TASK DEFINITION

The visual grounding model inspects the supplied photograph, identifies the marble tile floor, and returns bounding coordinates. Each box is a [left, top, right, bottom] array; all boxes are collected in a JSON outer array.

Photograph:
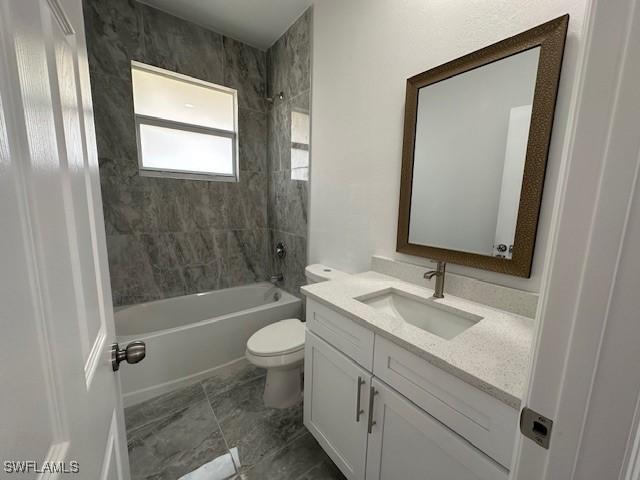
[[125, 359, 345, 480]]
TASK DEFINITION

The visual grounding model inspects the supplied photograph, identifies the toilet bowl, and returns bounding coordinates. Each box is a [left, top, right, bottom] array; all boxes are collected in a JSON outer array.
[[245, 264, 349, 408]]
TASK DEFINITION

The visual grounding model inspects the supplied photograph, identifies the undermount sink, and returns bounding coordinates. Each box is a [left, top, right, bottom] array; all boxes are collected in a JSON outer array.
[[357, 289, 482, 340]]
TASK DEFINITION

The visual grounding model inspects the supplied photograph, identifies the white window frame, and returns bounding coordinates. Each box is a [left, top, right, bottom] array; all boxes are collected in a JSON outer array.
[[131, 61, 239, 182], [290, 108, 310, 181]]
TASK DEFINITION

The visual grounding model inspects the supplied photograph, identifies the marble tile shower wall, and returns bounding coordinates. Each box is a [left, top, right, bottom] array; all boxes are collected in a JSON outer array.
[[267, 9, 312, 297], [84, 0, 271, 306]]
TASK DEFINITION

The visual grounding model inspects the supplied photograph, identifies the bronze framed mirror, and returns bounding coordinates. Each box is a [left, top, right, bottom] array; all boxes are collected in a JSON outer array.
[[397, 15, 569, 277]]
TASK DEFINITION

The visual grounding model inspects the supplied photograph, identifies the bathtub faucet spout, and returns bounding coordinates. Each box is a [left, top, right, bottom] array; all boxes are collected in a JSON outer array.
[[270, 273, 284, 285]]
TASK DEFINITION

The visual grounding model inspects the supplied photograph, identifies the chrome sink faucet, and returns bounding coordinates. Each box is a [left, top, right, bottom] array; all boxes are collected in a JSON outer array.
[[424, 261, 446, 299]]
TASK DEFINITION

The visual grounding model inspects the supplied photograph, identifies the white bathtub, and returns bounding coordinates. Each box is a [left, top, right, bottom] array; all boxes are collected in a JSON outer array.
[[115, 282, 302, 406]]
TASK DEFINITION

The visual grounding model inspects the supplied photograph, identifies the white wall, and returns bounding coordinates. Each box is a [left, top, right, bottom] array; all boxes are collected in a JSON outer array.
[[309, 0, 588, 292]]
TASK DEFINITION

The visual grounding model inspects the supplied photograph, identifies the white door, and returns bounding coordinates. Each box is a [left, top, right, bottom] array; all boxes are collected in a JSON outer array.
[[365, 378, 508, 480], [304, 331, 370, 480], [0, 0, 131, 478]]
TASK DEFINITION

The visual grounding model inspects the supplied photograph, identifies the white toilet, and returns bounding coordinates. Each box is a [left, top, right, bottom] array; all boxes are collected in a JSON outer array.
[[246, 264, 349, 408]]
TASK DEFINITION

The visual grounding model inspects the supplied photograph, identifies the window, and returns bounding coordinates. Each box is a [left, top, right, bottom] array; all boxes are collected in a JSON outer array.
[[290, 109, 310, 181], [131, 61, 238, 181]]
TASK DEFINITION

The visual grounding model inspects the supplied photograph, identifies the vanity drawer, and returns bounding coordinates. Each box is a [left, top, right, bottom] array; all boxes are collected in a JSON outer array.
[[373, 336, 518, 468], [306, 298, 374, 371]]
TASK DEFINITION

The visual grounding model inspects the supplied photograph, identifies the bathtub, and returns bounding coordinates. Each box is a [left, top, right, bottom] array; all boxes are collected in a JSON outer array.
[[115, 282, 302, 406]]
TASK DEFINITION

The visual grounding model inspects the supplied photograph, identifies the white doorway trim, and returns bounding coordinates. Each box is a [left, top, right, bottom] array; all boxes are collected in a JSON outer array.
[[510, 0, 640, 477]]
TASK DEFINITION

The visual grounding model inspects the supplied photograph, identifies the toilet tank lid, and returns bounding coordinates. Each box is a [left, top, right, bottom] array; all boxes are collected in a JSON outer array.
[[305, 264, 349, 283]]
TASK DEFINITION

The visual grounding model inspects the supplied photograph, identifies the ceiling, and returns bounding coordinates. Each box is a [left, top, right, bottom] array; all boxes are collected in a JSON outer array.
[[138, 0, 313, 50]]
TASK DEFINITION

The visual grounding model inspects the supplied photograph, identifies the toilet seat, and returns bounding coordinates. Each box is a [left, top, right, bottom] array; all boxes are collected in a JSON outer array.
[[246, 318, 305, 357]]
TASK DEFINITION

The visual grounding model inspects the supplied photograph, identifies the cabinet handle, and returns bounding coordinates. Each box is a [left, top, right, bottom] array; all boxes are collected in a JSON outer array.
[[355, 377, 365, 422], [367, 386, 378, 433]]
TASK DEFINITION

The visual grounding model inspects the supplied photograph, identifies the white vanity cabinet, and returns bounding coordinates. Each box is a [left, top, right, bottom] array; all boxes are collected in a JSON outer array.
[[304, 331, 371, 479], [365, 379, 508, 480], [304, 298, 515, 480]]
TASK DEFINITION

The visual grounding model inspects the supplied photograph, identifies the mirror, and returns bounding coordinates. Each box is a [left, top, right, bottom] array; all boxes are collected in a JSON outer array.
[[410, 47, 540, 259], [397, 16, 569, 277]]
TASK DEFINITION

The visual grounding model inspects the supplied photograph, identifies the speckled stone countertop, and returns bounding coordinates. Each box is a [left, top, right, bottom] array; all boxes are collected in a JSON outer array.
[[300, 271, 534, 408]]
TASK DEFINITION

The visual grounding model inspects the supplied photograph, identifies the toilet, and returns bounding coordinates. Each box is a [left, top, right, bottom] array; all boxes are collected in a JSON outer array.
[[246, 264, 349, 408]]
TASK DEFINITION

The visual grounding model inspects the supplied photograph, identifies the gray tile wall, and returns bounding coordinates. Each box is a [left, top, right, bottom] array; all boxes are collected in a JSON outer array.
[[84, 0, 270, 306], [84, 0, 311, 306], [267, 9, 312, 297]]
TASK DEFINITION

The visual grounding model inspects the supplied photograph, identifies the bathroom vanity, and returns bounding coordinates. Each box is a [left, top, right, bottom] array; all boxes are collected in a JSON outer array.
[[301, 272, 533, 480], [299, 17, 564, 479]]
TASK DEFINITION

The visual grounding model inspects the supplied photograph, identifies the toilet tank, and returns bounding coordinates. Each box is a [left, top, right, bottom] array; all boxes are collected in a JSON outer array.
[[305, 264, 349, 284]]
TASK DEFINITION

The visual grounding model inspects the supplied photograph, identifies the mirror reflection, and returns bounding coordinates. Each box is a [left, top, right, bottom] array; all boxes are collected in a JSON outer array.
[[408, 47, 540, 259]]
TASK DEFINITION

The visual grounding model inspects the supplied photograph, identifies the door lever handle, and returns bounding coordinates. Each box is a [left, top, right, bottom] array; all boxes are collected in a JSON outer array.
[[111, 341, 146, 371]]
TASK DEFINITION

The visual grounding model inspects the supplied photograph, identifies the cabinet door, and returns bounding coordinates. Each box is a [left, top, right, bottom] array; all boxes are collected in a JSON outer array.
[[366, 379, 509, 480], [304, 331, 370, 480]]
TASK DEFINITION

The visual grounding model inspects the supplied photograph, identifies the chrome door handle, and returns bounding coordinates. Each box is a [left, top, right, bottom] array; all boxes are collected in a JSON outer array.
[[111, 341, 146, 371], [356, 377, 365, 422], [367, 386, 378, 433]]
